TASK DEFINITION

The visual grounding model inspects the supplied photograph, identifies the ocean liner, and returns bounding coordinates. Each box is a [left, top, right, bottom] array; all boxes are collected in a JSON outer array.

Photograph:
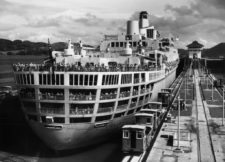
[[12, 11, 179, 150]]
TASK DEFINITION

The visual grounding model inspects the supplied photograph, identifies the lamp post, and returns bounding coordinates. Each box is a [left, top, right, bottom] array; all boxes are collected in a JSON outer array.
[[211, 79, 214, 101], [184, 74, 187, 110], [223, 86, 224, 126], [177, 96, 181, 150]]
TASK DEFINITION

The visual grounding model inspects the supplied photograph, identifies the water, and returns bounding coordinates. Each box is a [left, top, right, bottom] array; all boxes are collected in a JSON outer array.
[[0, 96, 123, 162]]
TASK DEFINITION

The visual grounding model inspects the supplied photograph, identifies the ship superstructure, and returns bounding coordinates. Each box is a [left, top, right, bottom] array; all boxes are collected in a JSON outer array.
[[12, 11, 179, 150]]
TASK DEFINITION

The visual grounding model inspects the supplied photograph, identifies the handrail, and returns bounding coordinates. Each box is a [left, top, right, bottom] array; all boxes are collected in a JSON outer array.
[[70, 94, 96, 101], [97, 107, 113, 113]]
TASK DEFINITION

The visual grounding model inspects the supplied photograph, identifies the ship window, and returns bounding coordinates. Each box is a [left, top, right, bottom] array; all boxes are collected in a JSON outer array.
[[89, 75, 93, 85], [74, 74, 78, 85], [31, 74, 34, 84], [60, 74, 64, 85], [147, 29, 154, 38], [19, 74, 23, 84], [23, 74, 26, 84], [129, 41, 132, 47], [69, 74, 73, 85], [47, 74, 51, 85], [147, 118, 151, 124], [43, 74, 47, 85], [141, 73, 145, 82], [84, 75, 88, 85], [102, 75, 105, 85], [17, 74, 21, 84], [111, 42, 115, 47], [116, 42, 119, 47], [41, 116, 46, 123], [127, 109, 134, 115], [52, 74, 56, 85], [21, 74, 24, 84], [102, 75, 118, 85], [121, 74, 132, 84], [95, 115, 111, 122], [70, 103, 94, 114], [136, 107, 142, 112], [70, 117, 91, 123], [137, 131, 143, 139], [114, 112, 125, 118], [54, 117, 65, 123], [56, 74, 59, 85], [123, 130, 129, 138], [120, 42, 123, 47], [27, 115, 37, 121], [39, 74, 42, 85], [80, 75, 83, 85], [15, 75, 19, 84], [106, 75, 109, 85], [142, 41, 147, 47], [27, 74, 30, 84], [134, 73, 139, 84], [150, 83, 154, 91]]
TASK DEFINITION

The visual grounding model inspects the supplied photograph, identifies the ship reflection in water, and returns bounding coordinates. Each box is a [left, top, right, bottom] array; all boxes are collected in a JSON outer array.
[[0, 96, 123, 162]]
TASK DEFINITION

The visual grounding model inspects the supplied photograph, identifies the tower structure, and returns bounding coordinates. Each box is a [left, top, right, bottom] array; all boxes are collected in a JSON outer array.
[[187, 41, 204, 59]]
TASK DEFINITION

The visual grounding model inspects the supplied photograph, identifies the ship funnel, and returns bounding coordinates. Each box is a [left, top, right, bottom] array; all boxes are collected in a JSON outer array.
[[139, 11, 149, 28], [127, 20, 139, 35]]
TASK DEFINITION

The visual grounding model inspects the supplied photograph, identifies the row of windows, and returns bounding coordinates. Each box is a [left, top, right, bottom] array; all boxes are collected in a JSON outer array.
[[15, 74, 34, 85], [18, 72, 157, 86], [26, 106, 143, 123], [111, 41, 147, 48], [39, 74, 64, 85], [102, 75, 119, 85], [69, 74, 98, 86], [23, 91, 148, 116]]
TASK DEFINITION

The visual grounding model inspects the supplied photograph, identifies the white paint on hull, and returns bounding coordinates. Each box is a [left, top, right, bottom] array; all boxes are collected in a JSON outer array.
[[27, 69, 177, 150]]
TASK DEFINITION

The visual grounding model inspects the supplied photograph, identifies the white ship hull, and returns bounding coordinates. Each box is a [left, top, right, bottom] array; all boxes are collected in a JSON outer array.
[[26, 68, 176, 150]]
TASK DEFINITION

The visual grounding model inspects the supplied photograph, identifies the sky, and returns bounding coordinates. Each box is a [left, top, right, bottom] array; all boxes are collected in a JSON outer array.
[[0, 0, 225, 48]]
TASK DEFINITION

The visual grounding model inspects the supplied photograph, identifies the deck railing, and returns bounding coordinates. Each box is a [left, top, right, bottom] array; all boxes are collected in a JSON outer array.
[[69, 95, 96, 101], [12, 64, 163, 73], [70, 108, 94, 115], [40, 107, 64, 114], [132, 91, 139, 96], [117, 104, 128, 110], [130, 103, 136, 108], [39, 94, 64, 100], [100, 94, 117, 100], [119, 91, 130, 98], [20, 93, 35, 99], [97, 107, 114, 113]]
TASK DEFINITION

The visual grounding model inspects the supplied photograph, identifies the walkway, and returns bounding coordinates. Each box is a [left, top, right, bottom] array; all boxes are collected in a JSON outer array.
[[194, 69, 215, 162]]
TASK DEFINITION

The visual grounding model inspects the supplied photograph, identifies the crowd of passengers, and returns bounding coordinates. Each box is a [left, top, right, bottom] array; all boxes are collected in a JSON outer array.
[[39, 92, 64, 100], [69, 92, 95, 100], [70, 107, 93, 115], [12, 62, 174, 72]]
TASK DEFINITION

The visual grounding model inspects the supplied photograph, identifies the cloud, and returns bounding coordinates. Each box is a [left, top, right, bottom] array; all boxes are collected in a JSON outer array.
[[149, 0, 225, 47], [0, 0, 224, 48]]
